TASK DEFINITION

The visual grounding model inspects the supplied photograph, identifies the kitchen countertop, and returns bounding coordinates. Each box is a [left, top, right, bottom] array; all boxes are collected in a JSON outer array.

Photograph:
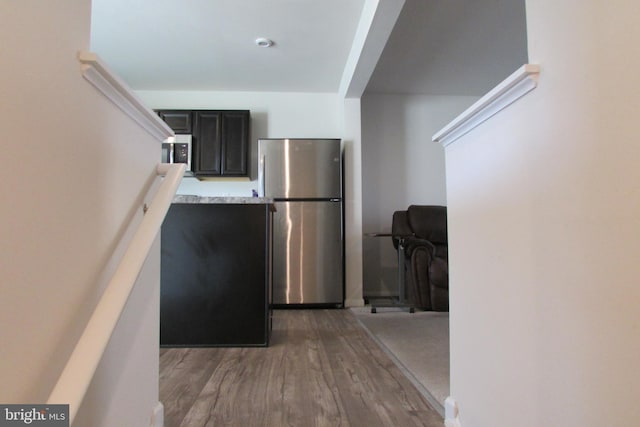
[[173, 195, 274, 204]]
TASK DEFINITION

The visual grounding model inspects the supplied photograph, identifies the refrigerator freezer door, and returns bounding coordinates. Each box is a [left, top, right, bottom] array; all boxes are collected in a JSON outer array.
[[259, 139, 341, 199], [272, 201, 343, 305]]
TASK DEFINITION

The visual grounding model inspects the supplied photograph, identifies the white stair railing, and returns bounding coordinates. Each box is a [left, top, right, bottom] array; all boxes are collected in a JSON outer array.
[[47, 163, 185, 424]]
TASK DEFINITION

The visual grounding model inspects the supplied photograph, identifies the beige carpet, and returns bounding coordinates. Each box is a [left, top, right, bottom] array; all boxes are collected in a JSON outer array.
[[351, 307, 450, 416]]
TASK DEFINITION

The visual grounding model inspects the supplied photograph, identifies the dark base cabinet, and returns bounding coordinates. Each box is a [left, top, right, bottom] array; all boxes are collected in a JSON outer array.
[[161, 203, 272, 347]]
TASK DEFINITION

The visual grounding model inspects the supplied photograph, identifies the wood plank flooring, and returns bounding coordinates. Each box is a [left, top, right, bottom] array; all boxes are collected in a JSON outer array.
[[160, 309, 443, 427]]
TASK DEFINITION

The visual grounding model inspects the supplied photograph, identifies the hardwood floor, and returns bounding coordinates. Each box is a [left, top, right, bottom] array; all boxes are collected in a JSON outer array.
[[160, 309, 443, 427]]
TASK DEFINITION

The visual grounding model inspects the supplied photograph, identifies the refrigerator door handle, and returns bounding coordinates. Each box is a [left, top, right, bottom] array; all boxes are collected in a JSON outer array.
[[258, 155, 265, 197]]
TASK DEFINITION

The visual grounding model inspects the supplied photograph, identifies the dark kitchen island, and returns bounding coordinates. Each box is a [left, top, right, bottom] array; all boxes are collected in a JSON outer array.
[[160, 196, 273, 347]]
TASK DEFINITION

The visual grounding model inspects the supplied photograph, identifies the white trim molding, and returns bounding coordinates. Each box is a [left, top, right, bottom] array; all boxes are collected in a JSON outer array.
[[444, 396, 462, 427], [433, 64, 540, 147], [345, 297, 366, 308], [77, 51, 173, 141], [150, 401, 164, 427]]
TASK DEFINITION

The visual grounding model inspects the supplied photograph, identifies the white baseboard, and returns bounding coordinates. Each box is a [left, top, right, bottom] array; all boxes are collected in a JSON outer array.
[[344, 298, 365, 307], [150, 402, 164, 427], [444, 396, 462, 427]]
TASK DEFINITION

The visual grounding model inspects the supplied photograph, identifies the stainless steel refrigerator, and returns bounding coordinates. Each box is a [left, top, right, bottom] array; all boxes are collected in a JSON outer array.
[[258, 138, 343, 306]]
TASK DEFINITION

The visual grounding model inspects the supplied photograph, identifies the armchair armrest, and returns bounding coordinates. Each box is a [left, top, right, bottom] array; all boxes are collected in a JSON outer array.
[[390, 233, 414, 250], [403, 237, 436, 258]]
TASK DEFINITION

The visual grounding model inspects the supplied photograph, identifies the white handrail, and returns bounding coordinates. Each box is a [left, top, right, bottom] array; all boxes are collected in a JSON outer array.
[[47, 163, 185, 424]]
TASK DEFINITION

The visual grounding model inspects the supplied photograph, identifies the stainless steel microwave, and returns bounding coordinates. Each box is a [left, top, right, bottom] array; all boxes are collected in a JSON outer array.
[[162, 134, 192, 171]]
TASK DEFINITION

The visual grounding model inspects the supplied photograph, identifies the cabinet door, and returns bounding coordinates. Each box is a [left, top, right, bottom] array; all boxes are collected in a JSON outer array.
[[194, 111, 221, 175], [158, 110, 192, 134], [221, 111, 249, 176], [161, 203, 270, 346]]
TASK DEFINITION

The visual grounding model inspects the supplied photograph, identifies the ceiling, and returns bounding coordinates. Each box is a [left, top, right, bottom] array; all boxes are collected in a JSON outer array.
[[90, 0, 527, 96], [366, 0, 528, 96], [90, 0, 366, 92]]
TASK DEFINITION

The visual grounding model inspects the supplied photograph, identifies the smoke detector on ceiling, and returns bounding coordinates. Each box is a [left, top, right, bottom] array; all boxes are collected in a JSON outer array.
[[255, 38, 274, 48]]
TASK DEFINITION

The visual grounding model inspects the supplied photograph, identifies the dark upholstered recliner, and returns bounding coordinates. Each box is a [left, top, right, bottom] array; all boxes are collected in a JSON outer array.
[[392, 205, 448, 311]]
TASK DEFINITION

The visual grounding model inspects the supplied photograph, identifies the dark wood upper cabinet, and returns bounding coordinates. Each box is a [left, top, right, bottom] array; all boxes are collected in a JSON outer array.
[[194, 111, 222, 175], [157, 109, 250, 177], [220, 111, 249, 176], [158, 110, 192, 134]]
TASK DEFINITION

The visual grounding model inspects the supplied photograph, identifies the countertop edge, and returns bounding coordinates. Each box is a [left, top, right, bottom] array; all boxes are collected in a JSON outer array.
[[172, 195, 274, 204]]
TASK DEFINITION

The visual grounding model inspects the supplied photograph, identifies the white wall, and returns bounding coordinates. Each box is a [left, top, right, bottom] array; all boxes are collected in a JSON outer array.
[[361, 94, 476, 296], [0, 1, 162, 425], [136, 90, 343, 197], [342, 98, 365, 307], [74, 238, 161, 427], [446, 0, 640, 425]]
